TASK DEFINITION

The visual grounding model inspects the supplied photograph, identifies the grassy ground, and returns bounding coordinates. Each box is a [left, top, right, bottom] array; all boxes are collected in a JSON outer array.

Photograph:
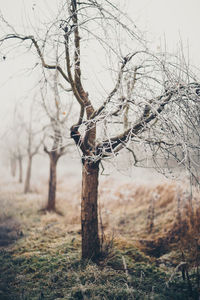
[[0, 176, 200, 299]]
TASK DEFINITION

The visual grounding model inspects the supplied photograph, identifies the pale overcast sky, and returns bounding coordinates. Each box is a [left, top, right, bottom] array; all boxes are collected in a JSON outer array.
[[0, 0, 200, 134]]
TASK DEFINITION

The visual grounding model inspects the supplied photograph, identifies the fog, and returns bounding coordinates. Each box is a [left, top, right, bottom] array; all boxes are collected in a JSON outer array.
[[0, 0, 199, 182], [1, 0, 200, 134]]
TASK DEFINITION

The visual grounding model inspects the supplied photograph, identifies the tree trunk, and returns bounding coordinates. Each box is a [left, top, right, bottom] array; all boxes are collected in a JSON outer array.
[[46, 155, 58, 211], [18, 157, 23, 183], [11, 157, 16, 177], [24, 156, 32, 193], [81, 160, 100, 261]]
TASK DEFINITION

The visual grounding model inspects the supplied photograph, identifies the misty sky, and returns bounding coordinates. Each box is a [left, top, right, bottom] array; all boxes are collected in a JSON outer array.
[[0, 0, 200, 135]]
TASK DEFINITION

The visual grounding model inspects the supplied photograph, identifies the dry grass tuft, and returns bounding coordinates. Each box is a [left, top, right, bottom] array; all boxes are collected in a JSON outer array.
[[98, 179, 200, 260], [1, 173, 199, 263], [0, 172, 200, 299]]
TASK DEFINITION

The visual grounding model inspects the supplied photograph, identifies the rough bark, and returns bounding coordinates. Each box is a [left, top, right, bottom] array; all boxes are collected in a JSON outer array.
[[81, 159, 100, 260], [24, 156, 32, 193], [46, 154, 58, 211]]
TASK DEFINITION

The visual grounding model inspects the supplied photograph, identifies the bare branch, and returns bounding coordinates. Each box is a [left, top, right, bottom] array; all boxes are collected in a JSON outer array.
[[0, 34, 70, 83], [91, 54, 136, 119], [97, 92, 173, 155]]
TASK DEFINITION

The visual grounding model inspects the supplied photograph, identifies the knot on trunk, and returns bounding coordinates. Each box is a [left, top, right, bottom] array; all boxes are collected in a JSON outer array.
[[82, 156, 100, 169], [70, 125, 81, 145]]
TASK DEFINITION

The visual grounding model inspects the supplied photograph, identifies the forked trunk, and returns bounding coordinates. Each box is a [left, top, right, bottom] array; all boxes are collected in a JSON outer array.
[[47, 155, 57, 211], [81, 160, 100, 261], [24, 156, 32, 193]]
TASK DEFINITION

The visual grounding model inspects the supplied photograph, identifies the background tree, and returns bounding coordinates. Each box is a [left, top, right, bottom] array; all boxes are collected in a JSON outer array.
[[8, 149, 17, 178], [23, 101, 43, 194], [7, 110, 26, 184], [41, 67, 73, 212]]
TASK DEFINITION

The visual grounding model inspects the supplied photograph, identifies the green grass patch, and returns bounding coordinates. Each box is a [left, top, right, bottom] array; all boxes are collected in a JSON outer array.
[[0, 245, 199, 300]]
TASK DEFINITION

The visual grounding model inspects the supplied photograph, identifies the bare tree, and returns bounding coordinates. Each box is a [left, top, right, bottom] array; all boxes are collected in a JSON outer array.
[[23, 106, 43, 194], [10, 155, 16, 177], [43, 130, 66, 212], [8, 150, 17, 178], [3, 137, 22, 182], [41, 68, 73, 212], [1, 0, 200, 261], [7, 111, 26, 184], [16, 147, 23, 183], [9, 101, 43, 191]]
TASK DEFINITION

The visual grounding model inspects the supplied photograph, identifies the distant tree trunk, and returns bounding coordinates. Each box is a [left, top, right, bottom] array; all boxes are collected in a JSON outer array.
[[81, 159, 100, 260], [24, 156, 32, 193], [10, 157, 16, 177], [46, 153, 58, 211], [18, 156, 23, 183]]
